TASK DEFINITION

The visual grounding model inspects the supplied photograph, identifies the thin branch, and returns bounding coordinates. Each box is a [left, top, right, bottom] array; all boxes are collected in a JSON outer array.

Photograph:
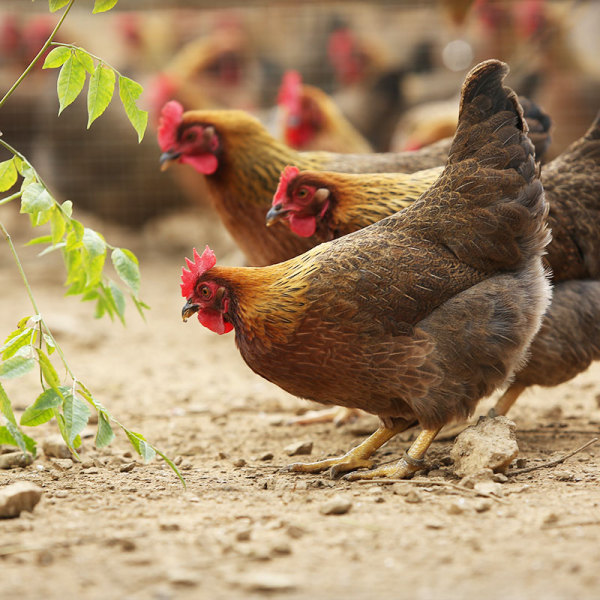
[[0, 191, 23, 206], [0, 0, 75, 111], [507, 437, 598, 476]]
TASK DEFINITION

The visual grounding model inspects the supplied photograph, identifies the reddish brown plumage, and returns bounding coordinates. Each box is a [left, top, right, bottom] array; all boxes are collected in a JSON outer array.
[[181, 60, 551, 444]]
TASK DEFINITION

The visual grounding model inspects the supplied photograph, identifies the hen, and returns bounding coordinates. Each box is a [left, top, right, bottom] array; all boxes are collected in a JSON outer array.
[[158, 94, 549, 267], [180, 60, 551, 480], [277, 70, 372, 154]]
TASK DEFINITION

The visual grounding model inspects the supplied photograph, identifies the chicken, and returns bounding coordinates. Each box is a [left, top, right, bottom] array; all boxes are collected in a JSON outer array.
[[179, 60, 551, 480], [490, 112, 600, 418], [266, 99, 550, 243], [277, 70, 373, 153], [158, 103, 453, 267], [266, 165, 443, 242]]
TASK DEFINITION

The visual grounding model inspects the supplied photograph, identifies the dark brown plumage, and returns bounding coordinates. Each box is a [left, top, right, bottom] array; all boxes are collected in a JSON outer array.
[[181, 60, 551, 479], [491, 112, 600, 417], [159, 91, 550, 267]]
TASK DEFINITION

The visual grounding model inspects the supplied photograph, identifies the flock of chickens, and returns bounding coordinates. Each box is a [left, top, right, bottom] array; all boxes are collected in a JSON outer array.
[[159, 58, 600, 481]]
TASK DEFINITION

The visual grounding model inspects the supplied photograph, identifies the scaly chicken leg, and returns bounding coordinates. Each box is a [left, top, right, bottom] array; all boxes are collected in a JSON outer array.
[[344, 427, 442, 481], [284, 420, 413, 476]]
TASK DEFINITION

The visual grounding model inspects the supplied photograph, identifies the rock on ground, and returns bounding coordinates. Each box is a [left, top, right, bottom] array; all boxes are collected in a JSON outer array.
[[451, 416, 519, 477], [0, 481, 43, 518]]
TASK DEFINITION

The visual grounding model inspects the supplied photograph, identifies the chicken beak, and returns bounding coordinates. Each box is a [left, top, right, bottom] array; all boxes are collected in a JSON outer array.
[[266, 204, 289, 227], [182, 299, 200, 322], [160, 150, 181, 171]]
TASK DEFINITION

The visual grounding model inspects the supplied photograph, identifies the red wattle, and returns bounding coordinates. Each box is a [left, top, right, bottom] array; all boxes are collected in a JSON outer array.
[[182, 153, 219, 175], [289, 215, 316, 238]]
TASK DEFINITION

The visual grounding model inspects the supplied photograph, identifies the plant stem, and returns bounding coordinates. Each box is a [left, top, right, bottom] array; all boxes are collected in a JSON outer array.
[[0, 191, 22, 206], [0, 0, 75, 112], [0, 221, 76, 381]]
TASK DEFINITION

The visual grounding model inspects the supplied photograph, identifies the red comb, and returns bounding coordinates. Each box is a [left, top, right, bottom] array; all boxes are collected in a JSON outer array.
[[273, 165, 300, 207], [277, 70, 302, 111], [158, 100, 184, 152], [180, 246, 217, 298]]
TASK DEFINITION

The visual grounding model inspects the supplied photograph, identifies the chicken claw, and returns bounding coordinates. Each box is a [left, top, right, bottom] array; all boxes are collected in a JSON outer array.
[[284, 422, 410, 475], [343, 427, 441, 481]]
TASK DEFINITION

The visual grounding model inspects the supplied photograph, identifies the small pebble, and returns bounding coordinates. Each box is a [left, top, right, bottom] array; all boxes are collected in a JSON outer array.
[[81, 459, 94, 469], [0, 482, 43, 518], [447, 499, 468, 515], [515, 458, 527, 469], [41, 436, 71, 459], [232, 458, 247, 468], [473, 481, 503, 496], [319, 495, 353, 515], [240, 572, 297, 592], [271, 541, 292, 556], [286, 525, 306, 539], [119, 462, 136, 473], [404, 490, 422, 504], [235, 528, 252, 542], [51, 458, 73, 471], [474, 499, 492, 513], [0, 452, 34, 470], [284, 440, 313, 457], [54, 490, 68, 498], [218, 451, 229, 460], [259, 452, 274, 461]]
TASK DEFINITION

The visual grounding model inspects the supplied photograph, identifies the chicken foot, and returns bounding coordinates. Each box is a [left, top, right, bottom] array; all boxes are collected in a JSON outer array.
[[284, 421, 412, 476], [343, 427, 442, 481], [286, 407, 363, 426]]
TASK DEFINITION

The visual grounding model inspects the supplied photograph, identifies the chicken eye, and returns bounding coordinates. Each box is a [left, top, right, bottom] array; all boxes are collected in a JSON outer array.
[[199, 284, 212, 299], [184, 130, 197, 142], [297, 188, 308, 198]]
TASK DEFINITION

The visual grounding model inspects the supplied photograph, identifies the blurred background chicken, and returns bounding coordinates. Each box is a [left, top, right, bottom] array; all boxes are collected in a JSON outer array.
[[276, 70, 372, 153]]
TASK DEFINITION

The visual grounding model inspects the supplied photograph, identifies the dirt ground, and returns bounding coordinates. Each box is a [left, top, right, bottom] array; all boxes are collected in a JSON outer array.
[[1, 206, 599, 600]]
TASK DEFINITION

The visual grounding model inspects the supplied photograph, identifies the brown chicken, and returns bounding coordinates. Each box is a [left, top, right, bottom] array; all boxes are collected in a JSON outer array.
[[277, 70, 373, 154], [158, 94, 549, 267], [179, 60, 551, 480]]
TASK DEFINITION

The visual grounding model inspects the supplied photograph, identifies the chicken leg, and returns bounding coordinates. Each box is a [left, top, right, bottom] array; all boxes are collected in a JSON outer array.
[[284, 420, 413, 476], [488, 383, 526, 417], [343, 427, 442, 481]]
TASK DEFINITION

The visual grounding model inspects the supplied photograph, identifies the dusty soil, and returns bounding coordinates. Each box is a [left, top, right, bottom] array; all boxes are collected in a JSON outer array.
[[1, 207, 599, 600]]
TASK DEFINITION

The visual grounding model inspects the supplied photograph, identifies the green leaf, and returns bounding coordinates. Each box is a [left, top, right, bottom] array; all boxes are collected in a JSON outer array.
[[0, 158, 18, 192], [118, 76, 148, 142], [75, 49, 95, 74], [82, 228, 106, 288], [0, 383, 18, 429], [44, 334, 56, 356], [20, 388, 63, 426], [49, 0, 71, 12], [0, 354, 35, 379], [132, 295, 150, 320], [124, 430, 156, 462], [26, 235, 53, 246], [154, 447, 186, 487], [87, 64, 115, 128], [1, 327, 36, 360], [93, 0, 119, 13], [0, 426, 18, 446], [57, 55, 86, 115], [36, 348, 61, 392], [105, 281, 126, 324], [61, 200, 73, 217], [95, 412, 115, 448], [42, 46, 71, 69], [63, 390, 91, 445], [111, 248, 140, 294], [21, 183, 54, 226], [50, 206, 67, 244]]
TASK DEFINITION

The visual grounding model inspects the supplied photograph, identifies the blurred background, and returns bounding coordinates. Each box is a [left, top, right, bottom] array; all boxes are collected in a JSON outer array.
[[1, 0, 599, 232]]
